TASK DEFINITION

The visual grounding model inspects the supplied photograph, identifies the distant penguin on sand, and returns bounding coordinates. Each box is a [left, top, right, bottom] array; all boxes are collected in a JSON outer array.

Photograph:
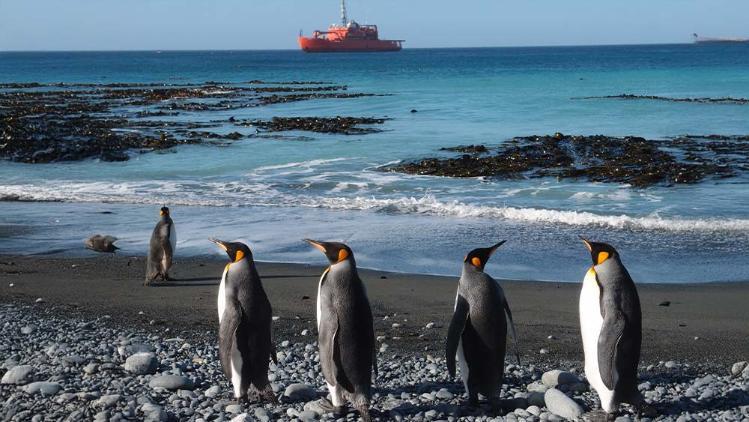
[[145, 206, 176, 285], [579, 237, 643, 415], [305, 239, 376, 421], [85, 234, 119, 253], [446, 241, 520, 411], [211, 239, 276, 404]]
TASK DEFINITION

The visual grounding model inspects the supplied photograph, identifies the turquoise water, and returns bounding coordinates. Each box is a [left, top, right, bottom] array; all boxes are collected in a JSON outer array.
[[1, 45, 749, 282]]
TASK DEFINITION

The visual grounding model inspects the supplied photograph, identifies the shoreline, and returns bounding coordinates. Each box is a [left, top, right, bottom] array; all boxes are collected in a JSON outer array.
[[1, 254, 747, 366]]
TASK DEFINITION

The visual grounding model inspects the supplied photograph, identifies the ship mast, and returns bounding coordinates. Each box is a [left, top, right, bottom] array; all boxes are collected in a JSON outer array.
[[340, 0, 348, 26]]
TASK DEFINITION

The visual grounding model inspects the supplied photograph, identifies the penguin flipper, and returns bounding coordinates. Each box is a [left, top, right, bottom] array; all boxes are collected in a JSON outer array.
[[503, 300, 521, 365], [219, 299, 242, 379], [446, 294, 470, 378], [598, 307, 626, 390]]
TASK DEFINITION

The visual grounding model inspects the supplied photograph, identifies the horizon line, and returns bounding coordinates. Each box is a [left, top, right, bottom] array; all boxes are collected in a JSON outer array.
[[0, 41, 706, 54]]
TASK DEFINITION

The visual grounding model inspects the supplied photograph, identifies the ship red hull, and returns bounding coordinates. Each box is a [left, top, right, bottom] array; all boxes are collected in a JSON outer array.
[[298, 36, 402, 53]]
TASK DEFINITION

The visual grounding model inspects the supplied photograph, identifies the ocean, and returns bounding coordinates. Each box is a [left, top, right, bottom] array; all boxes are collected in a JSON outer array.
[[1, 45, 748, 282]]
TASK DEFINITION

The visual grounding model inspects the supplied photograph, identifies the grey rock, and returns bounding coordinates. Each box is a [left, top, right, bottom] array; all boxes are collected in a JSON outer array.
[[283, 383, 317, 401], [83, 363, 98, 375], [304, 399, 327, 415], [299, 410, 319, 421], [436, 388, 454, 400], [95, 394, 121, 408], [20, 325, 35, 335], [230, 414, 251, 422], [665, 361, 678, 369], [124, 352, 158, 375], [204, 385, 221, 398], [526, 405, 541, 416], [698, 388, 714, 400], [731, 361, 747, 377], [22, 381, 62, 395], [141, 403, 167, 422], [1, 365, 33, 385], [541, 370, 580, 387], [544, 388, 583, 420], [148, 374, 194, 390], [254, 407, 271, 422], [225, 404, 243, 414], [527, 391, 546, 407]]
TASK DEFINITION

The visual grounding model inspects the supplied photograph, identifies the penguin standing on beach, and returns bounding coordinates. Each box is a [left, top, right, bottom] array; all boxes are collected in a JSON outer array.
[[446, 241, 520, 411], [145, 206, 176, 285], [305, 239, 376, 421], [579, 238, 643, 415], [210, 239, 276, 403]]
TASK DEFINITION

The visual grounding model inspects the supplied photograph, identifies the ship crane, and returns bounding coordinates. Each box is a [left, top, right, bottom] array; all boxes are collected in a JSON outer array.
[[341, 0, 348, 26]]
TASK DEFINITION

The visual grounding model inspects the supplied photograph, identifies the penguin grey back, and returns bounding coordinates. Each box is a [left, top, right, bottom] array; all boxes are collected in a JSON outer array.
[[594, 255, 642, 400], [319, 261, 375, 395], [145, 207, 175, 284], [212, 239, 276, 402]]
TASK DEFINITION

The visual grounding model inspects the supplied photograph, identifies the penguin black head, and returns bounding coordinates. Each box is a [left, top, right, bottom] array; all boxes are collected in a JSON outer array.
[[464, 241, 506, 271], [580, 236, 618, 266], [160, 206, 170, 216], [210, 238, 252, 263], [304, 239, 353, 265]]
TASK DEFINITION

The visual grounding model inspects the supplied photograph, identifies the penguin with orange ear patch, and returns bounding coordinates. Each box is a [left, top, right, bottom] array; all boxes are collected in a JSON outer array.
[[578, 237, 643, 415], [304, 239, 375, 422], [446, 241, 519, 411]]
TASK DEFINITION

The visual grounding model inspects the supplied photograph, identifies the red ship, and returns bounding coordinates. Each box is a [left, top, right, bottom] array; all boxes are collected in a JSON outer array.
[[298, 0, 404, 53]]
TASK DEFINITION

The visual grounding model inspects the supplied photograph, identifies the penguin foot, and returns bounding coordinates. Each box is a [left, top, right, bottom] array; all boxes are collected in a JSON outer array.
[[585, 410, 614, 422], [636, 403, 658, 418], [317, 398, 346, 416], [354, 404, 371, 422]]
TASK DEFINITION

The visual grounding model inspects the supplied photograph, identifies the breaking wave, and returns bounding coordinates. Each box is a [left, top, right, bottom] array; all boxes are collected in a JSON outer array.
[[1, 182, 748, 233]]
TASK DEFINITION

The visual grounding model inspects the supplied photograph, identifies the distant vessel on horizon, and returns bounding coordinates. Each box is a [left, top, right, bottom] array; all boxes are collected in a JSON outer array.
[[298, 0, 404, 53], [693, 33, 749, 44]]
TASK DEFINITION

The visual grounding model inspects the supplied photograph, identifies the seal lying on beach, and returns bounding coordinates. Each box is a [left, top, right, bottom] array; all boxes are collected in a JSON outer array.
[[446, 241, 519, 412], [84, 234, 119, 253], [144, 206, 176, 285]]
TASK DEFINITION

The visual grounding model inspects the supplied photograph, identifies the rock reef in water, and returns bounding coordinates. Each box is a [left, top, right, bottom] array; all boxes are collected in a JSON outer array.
[[575, 94, 749, 105], [385, 133, 749, 188], [0, 81, 388, 163], [238, 117, 388, 135]]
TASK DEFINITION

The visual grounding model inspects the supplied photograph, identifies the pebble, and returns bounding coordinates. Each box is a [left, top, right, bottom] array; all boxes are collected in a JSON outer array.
[[22, 381, 62, 395], [95, 394, 121, 408], [539, 348, 549, 354], [225, 404, 243, 414], [148, 374, 194, 390], [730, 361, 747, 376], [283, 383, 317, 401], [254, 407, 271, 422], [541, 370, 579, 387], [204, 385, 221, 398], [20, 325, 35, 335], [544, 388, 583, 419], [1, 364, 34, 385], [665, 360, 678, 369], [124, 352, 158, 375]]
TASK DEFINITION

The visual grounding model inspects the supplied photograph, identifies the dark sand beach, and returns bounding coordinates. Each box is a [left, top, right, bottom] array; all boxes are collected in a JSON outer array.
[[1, 255, 746, 366]]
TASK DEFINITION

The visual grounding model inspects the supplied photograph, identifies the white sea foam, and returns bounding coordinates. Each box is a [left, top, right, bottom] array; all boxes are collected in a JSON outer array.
[[1, 182, 747, 233]]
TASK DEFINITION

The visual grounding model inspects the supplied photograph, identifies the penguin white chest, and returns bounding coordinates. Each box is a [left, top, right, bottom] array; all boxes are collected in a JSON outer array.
[[217, 265, 228, 323], [579, 268, 615, 410], [316, 268, 329, 330]]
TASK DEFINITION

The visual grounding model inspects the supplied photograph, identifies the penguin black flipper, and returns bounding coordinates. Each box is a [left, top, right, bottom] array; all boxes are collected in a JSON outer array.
[[597, 306, 626, 390], [320, 310, 348, 389], [219, 298, 243, 379], [270, 322, 278, 365], [446, 294, 470, 378], [503, 299, 521, 365]]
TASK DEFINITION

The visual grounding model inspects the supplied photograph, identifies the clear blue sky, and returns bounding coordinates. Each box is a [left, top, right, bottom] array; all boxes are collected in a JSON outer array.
[[1, 0, 747, 51]]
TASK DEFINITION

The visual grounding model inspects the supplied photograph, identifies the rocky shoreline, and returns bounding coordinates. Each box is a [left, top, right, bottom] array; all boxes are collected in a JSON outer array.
[[1, 301, 748, 422], [0, 81, 388, 163], [385, 134, 749, 188]]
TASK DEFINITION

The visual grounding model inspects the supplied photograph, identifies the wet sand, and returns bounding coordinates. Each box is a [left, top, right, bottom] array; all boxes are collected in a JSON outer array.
[[0, 255, 747, 366]]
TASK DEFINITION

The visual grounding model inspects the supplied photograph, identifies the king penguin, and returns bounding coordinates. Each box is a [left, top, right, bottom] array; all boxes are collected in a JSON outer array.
[[304, 239, 376, 421], [210, 239, 276, 403], [145, 206, 176, 285], [446, 241, 520, 411], [579, 237, 643, 415]]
